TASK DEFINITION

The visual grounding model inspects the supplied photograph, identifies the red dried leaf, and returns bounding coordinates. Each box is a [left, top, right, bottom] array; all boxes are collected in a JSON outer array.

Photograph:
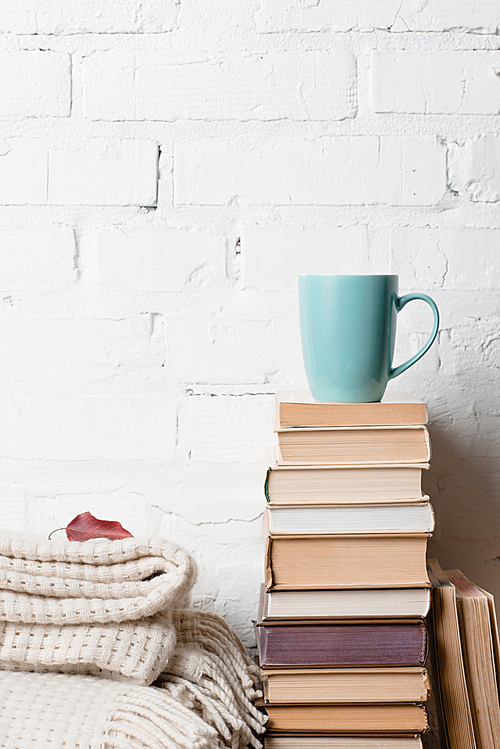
[[64, 512, 133, 542]]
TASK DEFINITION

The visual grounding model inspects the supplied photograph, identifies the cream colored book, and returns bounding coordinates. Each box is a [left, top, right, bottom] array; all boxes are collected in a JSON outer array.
[[276, 390, 428, 429], [262, 667, 430, 704], [265, 463, 429, 505], [265, 534, 430, 590], [264, 738, 423, 749], [262, 586, 431, 620], [276, 425, 430, 465], [427, 559, 476, 749], [264, 502, 435, 535], [259, 702, 428, 734], [446, 568, 500, 749]]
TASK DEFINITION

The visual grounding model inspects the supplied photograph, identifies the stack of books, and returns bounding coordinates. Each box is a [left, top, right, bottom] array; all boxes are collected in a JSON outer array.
[[256, 391, 434, 749]]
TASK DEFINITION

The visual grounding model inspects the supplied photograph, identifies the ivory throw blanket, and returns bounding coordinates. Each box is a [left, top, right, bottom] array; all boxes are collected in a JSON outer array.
[[0, 534, 267, 748], [0, 535, 197, 684]]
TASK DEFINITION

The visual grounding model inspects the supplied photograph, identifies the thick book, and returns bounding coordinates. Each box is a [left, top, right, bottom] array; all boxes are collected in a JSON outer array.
[[264, 502, 435, 535], [259, 585, 431, 620], [259, 702, 429, 733], [427, 560, 475, 749], [265, 463, 429, 505], [276, 391, 428, 429], [263, 737, 423, 749], [446, 568, 500, 749], [255, 620, 427, 668], [265, 534, 430, 590], [276, 425, 430, 465], [262, 667, 430, 704]]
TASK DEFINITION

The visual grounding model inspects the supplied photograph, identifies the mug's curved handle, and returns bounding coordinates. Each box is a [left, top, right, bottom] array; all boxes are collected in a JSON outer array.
[[389, 293, 440, 380]]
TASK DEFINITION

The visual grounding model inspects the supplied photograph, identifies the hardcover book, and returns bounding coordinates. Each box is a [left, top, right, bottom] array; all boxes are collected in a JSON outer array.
[[265, 463, 429, 505], [261, 667, 430, 704], [265, 534, 430, 590], [264, 502, 435, 535], [258, 702, 429, 734], [259, 585, 432, 620], [276, 425, 431, 465], [255, 620, 428, 668], [263, 737, 423, 749], [276, 391, 428, 429]]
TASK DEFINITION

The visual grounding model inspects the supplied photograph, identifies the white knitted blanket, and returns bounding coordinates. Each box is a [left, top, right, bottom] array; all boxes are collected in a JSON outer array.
[[0, 535, 267, 748], [0, 535, 197, 684], [0, 609, 267, 748]]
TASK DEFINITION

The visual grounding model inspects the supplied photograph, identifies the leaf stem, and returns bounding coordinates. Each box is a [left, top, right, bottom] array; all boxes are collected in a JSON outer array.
[[48, 527, 67, 541]]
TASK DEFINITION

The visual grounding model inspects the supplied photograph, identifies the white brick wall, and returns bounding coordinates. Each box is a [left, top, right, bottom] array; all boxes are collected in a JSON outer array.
[[175, 136, 446, 206], [82, 51, 357, 121], [0, 0, 498, 651], [371, 51, 500, 114]]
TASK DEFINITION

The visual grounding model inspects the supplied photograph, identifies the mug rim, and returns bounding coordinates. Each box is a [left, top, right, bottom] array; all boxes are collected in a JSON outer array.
[[298, 273, 398, 279]]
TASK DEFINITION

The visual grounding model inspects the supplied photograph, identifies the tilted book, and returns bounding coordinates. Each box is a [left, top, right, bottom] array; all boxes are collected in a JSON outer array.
[[276, 425, 431, 465], [255, 620, 428, 668], [265, 534, 430, 590], [276, 390, 428, 429]]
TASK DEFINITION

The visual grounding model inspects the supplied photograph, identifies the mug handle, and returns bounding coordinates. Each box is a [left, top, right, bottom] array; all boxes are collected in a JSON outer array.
[[389, 293, 440, 380]]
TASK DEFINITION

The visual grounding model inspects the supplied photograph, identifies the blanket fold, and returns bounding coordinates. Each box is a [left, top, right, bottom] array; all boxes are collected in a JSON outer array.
[[0, 536, 196, 684], [0, 535, 267, 748]]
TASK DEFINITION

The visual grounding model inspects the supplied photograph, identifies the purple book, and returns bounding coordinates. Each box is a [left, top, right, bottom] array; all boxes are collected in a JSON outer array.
[[255, 621, 427, 668]]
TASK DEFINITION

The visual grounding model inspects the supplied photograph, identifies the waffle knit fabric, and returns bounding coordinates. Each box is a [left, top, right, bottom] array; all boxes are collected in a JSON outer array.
[[0, 535, 197, 684], [0, 535, 267, 748], [0, 609, 267, 749]]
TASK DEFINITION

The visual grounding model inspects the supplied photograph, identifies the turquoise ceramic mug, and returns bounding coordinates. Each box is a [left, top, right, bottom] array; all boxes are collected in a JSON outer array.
[[299, 274, 439, 403]]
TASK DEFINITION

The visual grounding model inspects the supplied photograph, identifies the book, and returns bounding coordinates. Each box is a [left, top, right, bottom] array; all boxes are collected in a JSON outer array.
[[265, 464, 429, 505], [264, 502, 435, 535], [262, 667, 430, 704], [276, 425, 430, 465], [265, 534, 430, 590], [259, 585, 431, 620], [276, 390, 428, 429], [263, 737, 423, 749], [258, 702, 429, 733], [255, 620, 428, 668], [427, 559, 475, 749], [446, 568, 500, 749]]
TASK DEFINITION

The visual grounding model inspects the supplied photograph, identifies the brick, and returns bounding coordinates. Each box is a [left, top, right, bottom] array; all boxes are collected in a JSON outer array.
[[175, 136, 446, 206], [392, 227, 500, 290], [0, 225, 75, 292], [0, 140, 48, 205], [0, 0, 178, 33], [0, 140, 158, 206], [169, 315, 304, 384], [6, 398, 176, 460], [48, 140, 158, 206], [0, 52, 70, 117], [0, 489, 27, 532], [241, 225, 369, 290], [372, 51, 500, 115], [99, 228, 224, 291], [256, 0, 499, 32], [0, 315, 163, 381], [449, 137, 500, 202], [182, 395, 275, 463], [82, 50, 357, 121]]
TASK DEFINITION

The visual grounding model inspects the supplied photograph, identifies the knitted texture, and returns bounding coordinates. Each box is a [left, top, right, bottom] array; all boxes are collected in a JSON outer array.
[[0, 610, 267, 749], [0, 535, 197, 684]]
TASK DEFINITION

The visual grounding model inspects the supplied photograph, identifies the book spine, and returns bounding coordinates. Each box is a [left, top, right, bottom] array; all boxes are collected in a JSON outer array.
[[264, 468, 271, 503]]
